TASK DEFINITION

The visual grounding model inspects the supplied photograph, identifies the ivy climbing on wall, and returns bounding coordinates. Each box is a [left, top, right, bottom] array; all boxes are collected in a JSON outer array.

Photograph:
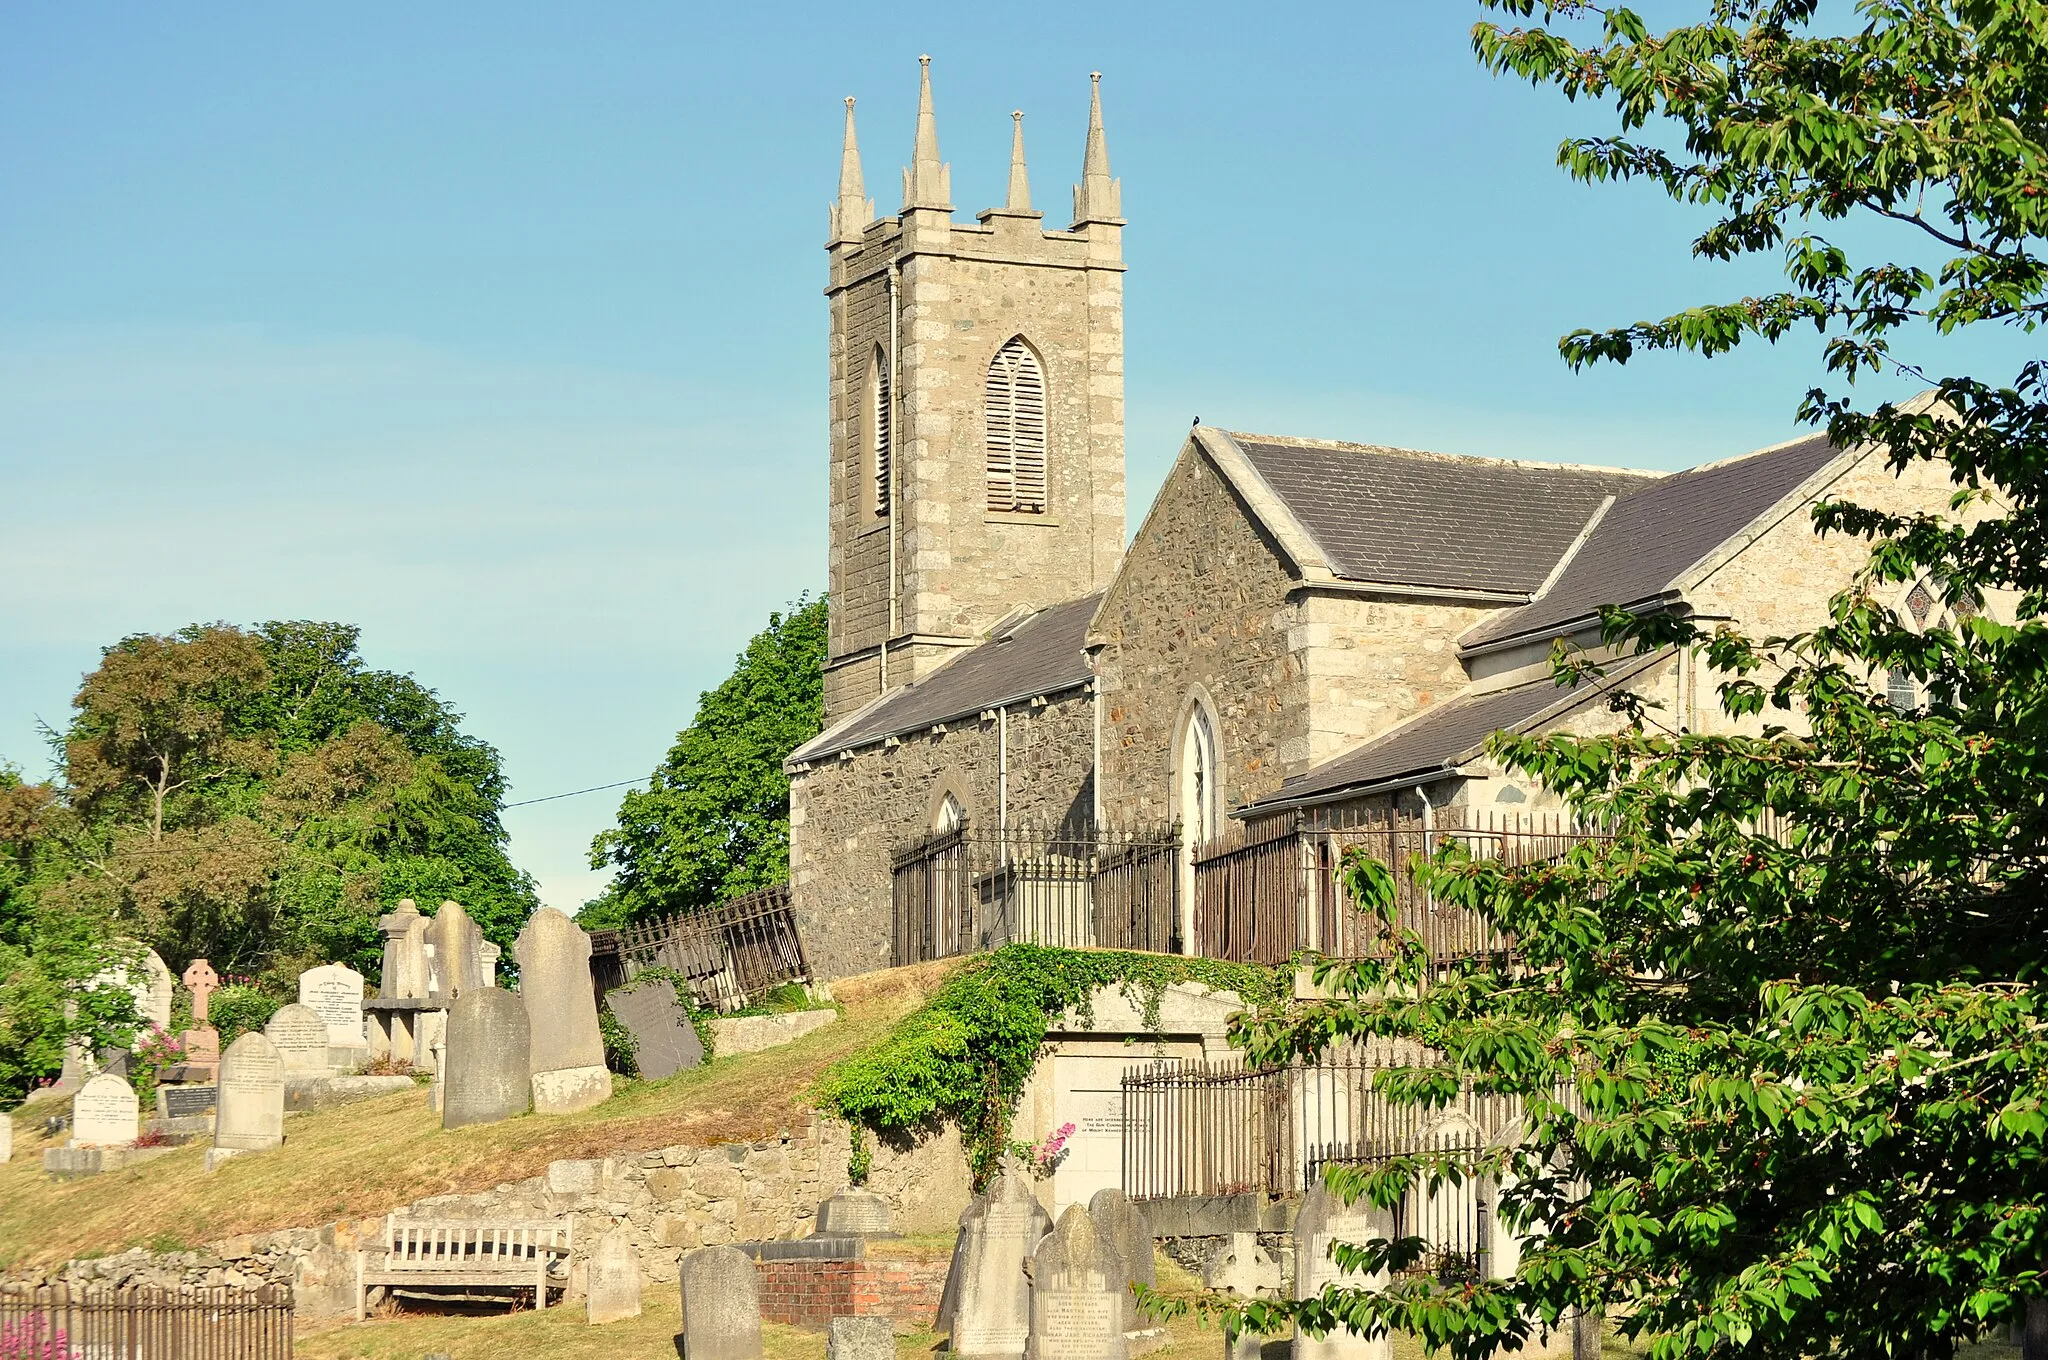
[[812, 943, 1287, 1189]]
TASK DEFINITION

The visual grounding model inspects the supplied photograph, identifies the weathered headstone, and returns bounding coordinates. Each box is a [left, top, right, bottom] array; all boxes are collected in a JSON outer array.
[[1293, 1183, 1395, 1360], [378, 901, 428, 999], [607, 984, 703, 1080], [137, 948, 174, 1031], [442, 987, 530, 1130], [299, 963, 366, 1047], [70, 1073, 139, 1148], [585, 1225, 641, 1325], [214, 1032, 286, 1152], [944, 1157, 1051, 1358], [817, 1187, 893, 1236], [424, 900, 484, 1003], [1027, 1203, 1128, 1360], [264, 1004, 330, 1073], [181, 958, 220, 1021], [515, 908, 613, 1114], [677, 1244, 762, 1360], [828, 1316, 895, 1360], [1204, 1233, 1281, 1360], [0, 1112, 11, 1164], [1089, 1187, 1156, 1290]]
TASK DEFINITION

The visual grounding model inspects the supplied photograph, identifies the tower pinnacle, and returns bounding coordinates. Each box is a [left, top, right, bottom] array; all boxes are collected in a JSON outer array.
[[830, 96, 874, 245], [902, 55, 952, 212], [1072, 71, 1122, 226], [1005, 111, 1032, 212]]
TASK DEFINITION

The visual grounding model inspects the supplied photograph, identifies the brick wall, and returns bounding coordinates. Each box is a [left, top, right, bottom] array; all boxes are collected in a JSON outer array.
[[755, 1254, 948, 1331]]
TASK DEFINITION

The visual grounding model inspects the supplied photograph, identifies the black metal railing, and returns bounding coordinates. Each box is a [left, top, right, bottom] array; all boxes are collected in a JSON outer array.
[[597, 883, 809, 1012], [890, 822, 1180, 965]]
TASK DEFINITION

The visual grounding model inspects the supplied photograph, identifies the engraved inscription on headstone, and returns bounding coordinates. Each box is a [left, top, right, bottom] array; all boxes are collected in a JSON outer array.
[[1026, 1203, 1127, 1360], [215, 1032, 287, 1152], [264, 1004, 331, 1072], [160, 1085, 218, 1120], [946, 1157, 1050, 1358], [71, 1072, 140, 1148], [298, 963, 366, 1046]]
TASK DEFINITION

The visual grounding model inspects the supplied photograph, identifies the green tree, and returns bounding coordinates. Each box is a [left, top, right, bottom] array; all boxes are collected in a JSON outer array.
[[1174, 7, 2048, 1360], [585, 597, 827, 928]]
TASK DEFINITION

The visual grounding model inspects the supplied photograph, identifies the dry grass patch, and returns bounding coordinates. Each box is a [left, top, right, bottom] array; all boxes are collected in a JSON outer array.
[[0, 959, 961, 1268]]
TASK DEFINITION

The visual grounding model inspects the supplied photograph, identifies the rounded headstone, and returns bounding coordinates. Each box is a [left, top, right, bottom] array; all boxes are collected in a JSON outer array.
[[1293, 1183, 1395, 1360], [1026, 1204, 1128, 1360], [424, 900, 483, 1003], [442, 988, 531, 1130], [138, 949, 175, 1031], [944, 1158, 1050, 1357], [264, 1004, 330, 1073], [515, 908, 606, 1076], [298, 963, 367, 1047], [215, 1032, 286, 1151], [71, 1072, 140, 1148], [678, 1244, 761, 1360], [585, 1225, 642, 1325], [1088, 1187, 1156, 1291]]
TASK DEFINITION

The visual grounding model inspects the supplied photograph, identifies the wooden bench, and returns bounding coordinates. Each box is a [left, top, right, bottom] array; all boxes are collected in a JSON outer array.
[[354, 1217, 572, 1319]]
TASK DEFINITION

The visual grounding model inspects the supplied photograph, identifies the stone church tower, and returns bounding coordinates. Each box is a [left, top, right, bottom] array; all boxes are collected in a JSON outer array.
[[821, 59, 1127, 722]]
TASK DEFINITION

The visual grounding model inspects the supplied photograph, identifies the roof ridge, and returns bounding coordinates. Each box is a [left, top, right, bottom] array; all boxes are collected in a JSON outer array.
[[1659, 429, 1834, 478], [1221, 429, 1663, 480]]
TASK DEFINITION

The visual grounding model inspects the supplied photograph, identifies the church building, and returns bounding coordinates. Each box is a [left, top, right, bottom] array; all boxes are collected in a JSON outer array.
[[785, 60, 1968, 982]]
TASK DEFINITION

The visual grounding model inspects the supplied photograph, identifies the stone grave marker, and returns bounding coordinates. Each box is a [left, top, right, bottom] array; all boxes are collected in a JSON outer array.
[[424, 900, 483, 1003], [264, 1004, 331, 1073], [1204, 1233, 1281, 1360], [478, 940, 501, 988], [1293, 1183, 1395, 1360], [181, 958, 220, 1021], [0, 1111, 10, 1164], [214, 1032, 286, 1152], [298, 963, 366, 1047], [817, 1187, 893, 1236], [585, 1225, 641, 1325], [378, 901, 428, 999], [515, 908, 613, 1114], [137, 948, 174, 1031], [944, 1157, 1050, 1358], [678, 1244, 761, 1360], [1027, 1202, 1128, 1360], [442, 987, 530, 1130], [606, 983, 702, 1080], [71, 1072, 139, 1148], [158, 1085, 217, 1120], [1089, 1186, 1156, 1290], [827, 1316, 894, 1360]]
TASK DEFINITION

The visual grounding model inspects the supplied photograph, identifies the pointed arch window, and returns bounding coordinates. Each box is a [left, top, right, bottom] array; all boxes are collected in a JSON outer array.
[[866, 345, 892, 518], [934, 792, 966, 833], [985, 337, 1047, 513], [1178, 704, 1221, 844]]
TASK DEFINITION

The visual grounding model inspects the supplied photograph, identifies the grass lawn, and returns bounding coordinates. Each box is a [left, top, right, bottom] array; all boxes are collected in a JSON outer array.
[[0, 960, 959, 1268]]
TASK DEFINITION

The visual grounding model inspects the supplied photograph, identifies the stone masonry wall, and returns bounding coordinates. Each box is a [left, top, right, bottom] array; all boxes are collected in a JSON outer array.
[[790, 690, 1096, 981]]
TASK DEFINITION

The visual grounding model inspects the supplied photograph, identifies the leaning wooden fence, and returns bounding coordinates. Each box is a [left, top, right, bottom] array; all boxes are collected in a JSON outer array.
[[0, 1283, 293, 1360]]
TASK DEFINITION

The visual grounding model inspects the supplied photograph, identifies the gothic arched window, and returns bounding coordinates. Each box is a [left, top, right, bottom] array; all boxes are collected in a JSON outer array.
[[866, 345, 892, 518], [934, 792, 966, 833], [1177, 704, 1221, 844], [985, 337, 1047, 513]]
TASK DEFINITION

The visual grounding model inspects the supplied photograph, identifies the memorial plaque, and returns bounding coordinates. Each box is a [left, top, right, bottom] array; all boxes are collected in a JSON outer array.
[[160, 1085, 218, 1119], [264, 1004, 331, 1072]]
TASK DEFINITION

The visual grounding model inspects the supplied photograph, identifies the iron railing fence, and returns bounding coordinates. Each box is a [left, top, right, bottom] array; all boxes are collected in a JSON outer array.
[[591, 883, 810, 1013], [1194, 808, 1612, 965], [0, 1283, 293, 1360], [1119, 1043, 1531, 1202], [890, 823, 1180, 965]]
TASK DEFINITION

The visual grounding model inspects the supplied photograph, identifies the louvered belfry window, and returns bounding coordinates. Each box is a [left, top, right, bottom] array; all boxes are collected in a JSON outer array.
[[985, 337, 1047, 513], [869, 346, 892, 517]]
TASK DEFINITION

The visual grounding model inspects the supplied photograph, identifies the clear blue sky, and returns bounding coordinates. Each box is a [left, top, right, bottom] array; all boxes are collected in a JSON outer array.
[[0, 4, 1975, 912]]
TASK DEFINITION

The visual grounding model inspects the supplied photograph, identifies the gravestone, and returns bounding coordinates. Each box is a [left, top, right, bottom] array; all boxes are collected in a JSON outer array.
[[677, 1244, 761, 1360], [137, 949, 175, 1031], [515, 908, 613, 1114], [828, 1316, 894, 1360], [944, 1157, 1051, 1358], [70, 1073, 139, 1148], [585, 1225, 641, 1325], [1204, 1233, 1281, 1360], [478, 940, 501, 988], [1089, 1187, 1156, 1290], [298, 963, 366, 1047], [816, 1187, 893, 1236], [159, 1085, 217, 1120], [180, 1026, 221, 1075], [1293, 1183, 1395, 1360], [1027, 1203, 1128, 1360], [424, 900, 484, 1003], [264, 1004, 331, 1073], [181, 958, 220, 1021], [607, 984, 703, 1080], [442, 988, 530, 1130], [378, 901, 428, 999], [215, 1032, 286, 1152], [0, 1111, 10, 1164]]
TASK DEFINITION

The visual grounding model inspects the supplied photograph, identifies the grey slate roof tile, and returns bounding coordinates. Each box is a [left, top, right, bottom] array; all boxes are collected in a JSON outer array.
[[1230, 434, 1657, 593], [1461, 434, 1840, 651], [788, 593, 1101, 763]]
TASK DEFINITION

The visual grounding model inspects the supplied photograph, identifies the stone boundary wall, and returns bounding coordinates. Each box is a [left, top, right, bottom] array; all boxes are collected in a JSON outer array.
[[28, 1116, 969, 1322], [755, 1255, 948, 1331]]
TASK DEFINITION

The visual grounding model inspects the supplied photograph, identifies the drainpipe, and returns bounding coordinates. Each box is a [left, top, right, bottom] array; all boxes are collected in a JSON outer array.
[[883, 262, 901, 696], [998, 705, 1009, 834]]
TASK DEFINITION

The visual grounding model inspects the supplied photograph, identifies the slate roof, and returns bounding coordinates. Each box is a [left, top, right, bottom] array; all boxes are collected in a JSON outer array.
[[1228, 433, 1657, 594], [1245, 649, 1672, 812], [1461, 434, 1842, 652], [788, 593, 1101, 764]]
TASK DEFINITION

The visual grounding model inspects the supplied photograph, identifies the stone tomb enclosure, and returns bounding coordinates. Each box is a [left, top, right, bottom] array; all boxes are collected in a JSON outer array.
[[71, 1072, 140, 1148], [678, 1244, 762, 1360], [264, 1004, 331, 1073], [606, 981, 703, 1080]]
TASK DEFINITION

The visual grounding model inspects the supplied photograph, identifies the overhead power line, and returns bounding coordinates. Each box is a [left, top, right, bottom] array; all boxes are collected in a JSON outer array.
[[503, 778, 646, 809]]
